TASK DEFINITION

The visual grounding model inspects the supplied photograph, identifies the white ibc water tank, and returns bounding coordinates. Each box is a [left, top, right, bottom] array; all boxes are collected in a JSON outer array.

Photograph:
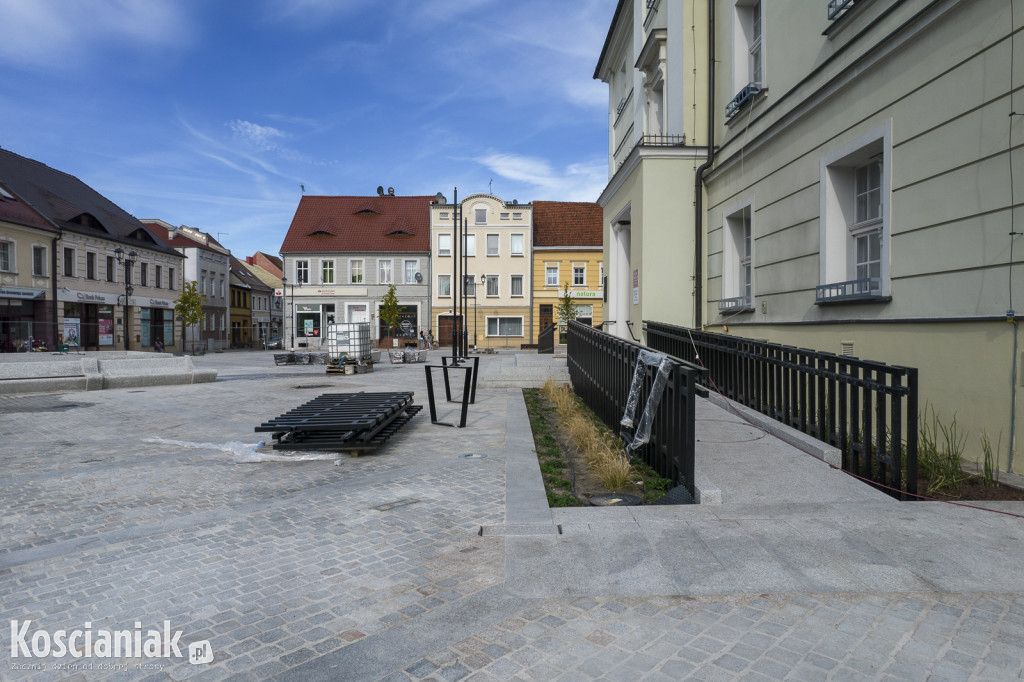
[[325, 323, 372, 361]]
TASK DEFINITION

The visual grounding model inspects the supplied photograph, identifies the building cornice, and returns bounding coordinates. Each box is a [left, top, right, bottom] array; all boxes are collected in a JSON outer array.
[[598, 144, 709, 207]]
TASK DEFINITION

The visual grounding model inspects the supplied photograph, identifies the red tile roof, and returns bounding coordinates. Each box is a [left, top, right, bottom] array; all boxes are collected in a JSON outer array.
[[0, 183, 58, 232], [532, 201, 603, 248], [280, 195, 433, 254]]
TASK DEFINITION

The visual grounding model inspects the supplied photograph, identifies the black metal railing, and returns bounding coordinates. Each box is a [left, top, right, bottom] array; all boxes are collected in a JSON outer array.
[[567, 320, 704, 498], [644, 320, 919, 498], [537, 323, 555, 354]]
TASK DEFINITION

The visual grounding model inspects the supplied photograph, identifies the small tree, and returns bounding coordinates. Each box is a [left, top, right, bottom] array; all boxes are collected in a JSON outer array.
[[379, 284, 401, 344], [174, 281, 207, 355], [557, 282, 579, 344]]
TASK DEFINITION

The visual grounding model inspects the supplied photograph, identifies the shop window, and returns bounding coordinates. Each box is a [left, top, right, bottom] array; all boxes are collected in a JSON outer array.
[[486, 317, 523, 337]]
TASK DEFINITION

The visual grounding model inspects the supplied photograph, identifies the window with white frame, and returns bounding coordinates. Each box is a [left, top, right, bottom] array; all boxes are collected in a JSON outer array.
[[486, 317, 523, 337], [463, 234, 476, 257], [474, 208, 487, 224], [545, 265, 558, 287], [510, 274, 524, 297], [86, 252, 96, 280], [819, 123, 890, 301], [512, 212, 522, 220], [140, 262, 148, 287], [0, 241, 10, 272], [405, 260, 418, 283], [155, 265, 162, 288], [438, 274, 451, 297], [378, 259, 392, 284], [438, 234, 451, 256], [500, 212, 510, 220], [510, 234, 524, 256], [169, 267, 175, 289], [33, 245, 46, 276], [721, 202, 754, 310], [295, 260, 309, 284], [734, 0, 763, 90], [321, 260, 334, 285], [107, 255, 115, 282], [440, 211, 450, 220], [351, 259, 363, 283], [485, 274, 498, 297], [486, 234, 499, 256], [573, 264, 586, 286]]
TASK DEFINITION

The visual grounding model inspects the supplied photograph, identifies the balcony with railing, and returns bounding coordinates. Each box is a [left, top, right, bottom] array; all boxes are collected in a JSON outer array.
[[614, 133, 688, 172], [717, 295, 753, 312], [725, 83, 761, 119], [815, 277, 886, 303], [827, 0, 858, 20]]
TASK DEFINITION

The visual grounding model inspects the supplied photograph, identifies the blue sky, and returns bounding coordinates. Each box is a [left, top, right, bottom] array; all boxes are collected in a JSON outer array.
[[0, 0, 616, 259]]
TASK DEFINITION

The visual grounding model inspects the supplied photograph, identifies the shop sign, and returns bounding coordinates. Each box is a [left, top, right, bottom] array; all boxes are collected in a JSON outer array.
[[570, 290, 601, 299], [148, 298, 172, 308], [0, 286, 45, 300]]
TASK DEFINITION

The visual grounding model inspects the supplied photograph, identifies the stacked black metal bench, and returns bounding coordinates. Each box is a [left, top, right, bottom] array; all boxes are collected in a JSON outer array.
[[256, 391, 421, 455]]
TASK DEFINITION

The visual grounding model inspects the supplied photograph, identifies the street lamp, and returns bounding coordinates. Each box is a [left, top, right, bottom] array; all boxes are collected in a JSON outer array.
[[282, 276, 295, 350], [114, 246, 136, 352]]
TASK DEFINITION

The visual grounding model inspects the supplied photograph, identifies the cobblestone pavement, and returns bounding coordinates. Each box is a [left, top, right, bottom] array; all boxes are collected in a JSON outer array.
[[2, 351, 1024, 681]]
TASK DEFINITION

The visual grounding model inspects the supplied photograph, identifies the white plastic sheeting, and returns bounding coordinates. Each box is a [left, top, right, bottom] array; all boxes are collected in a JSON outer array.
[[620, 350, 672, 454]]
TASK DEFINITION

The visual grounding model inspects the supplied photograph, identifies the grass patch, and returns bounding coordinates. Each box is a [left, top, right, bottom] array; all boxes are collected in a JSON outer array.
[[524, 381, 676, 506]]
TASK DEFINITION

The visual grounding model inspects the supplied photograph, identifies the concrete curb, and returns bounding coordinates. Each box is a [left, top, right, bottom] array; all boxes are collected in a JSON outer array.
[[705, 391, 842, 467]]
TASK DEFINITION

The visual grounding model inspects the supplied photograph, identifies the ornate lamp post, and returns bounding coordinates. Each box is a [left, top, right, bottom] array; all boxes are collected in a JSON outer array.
[[114, 247, 136, 352]]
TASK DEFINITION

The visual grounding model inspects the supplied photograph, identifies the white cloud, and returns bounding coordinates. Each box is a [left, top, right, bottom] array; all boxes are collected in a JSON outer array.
[[230, 120, 288, 151], [477, 152, 607, 202], [0, 0, 191, 69]]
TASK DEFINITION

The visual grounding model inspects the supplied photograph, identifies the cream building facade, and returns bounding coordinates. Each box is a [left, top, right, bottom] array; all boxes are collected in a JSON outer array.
[[430, 193, 532, 350], [594, 0, 710, 341], [699, 0, 1024, 473]]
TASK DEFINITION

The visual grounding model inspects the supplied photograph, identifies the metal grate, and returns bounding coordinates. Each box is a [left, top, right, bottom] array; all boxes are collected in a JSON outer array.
[[256, 391, 421, 452]]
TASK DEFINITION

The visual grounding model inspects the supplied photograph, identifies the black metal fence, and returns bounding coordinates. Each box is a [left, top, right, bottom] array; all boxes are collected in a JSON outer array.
[[644, 321, 919, 498], [537, 323, 555, 354], [567, 320, 704, 498]]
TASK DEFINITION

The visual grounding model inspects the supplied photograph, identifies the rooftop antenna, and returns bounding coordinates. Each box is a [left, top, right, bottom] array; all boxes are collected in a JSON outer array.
[[217, 232, 229, 244], [300, 184, 305, 194], [488, 178, 493, 194]]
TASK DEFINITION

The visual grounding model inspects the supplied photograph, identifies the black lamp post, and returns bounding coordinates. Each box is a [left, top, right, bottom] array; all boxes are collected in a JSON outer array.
[[114, 246, 136, 352], [282, 276, 294, 350]]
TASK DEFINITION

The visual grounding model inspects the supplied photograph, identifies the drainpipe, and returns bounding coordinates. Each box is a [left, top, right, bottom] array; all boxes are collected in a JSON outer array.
[[1010, 319, 1019, 472], [692, 0, 715, 330]]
